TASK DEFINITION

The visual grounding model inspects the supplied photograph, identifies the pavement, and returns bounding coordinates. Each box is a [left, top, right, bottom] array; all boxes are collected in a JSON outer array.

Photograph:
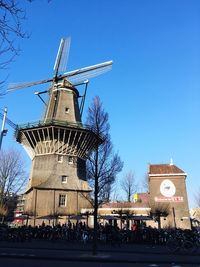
[[0, 239, 200, 264]]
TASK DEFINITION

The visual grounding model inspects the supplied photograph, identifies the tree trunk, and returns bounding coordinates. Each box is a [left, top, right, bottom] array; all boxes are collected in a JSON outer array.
[[0, 216, 4, 223], [26, 217, 29, 227], [93, 190, 98, 255], [157, 216, 161, 229], [93, 145, 99, 255]]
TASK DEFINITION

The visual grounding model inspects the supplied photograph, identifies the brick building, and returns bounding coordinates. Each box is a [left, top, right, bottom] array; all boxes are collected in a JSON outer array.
[[148, 163, 191, 229], [80, 163, 191, 230]]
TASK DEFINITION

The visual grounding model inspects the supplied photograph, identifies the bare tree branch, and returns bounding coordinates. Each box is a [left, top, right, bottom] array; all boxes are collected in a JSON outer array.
[[86, 96, 123, 255], [86, 96, 123, 204], [0, 1, 52, 94], [140, 173, 149, 192], [0, 0, 32, 94], [149, 202, 170, 229], [121, 171, 138, 202], [0, 149, 27, 207]]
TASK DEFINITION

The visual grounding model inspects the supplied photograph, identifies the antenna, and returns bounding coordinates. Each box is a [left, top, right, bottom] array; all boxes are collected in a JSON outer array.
[[0, 107, 8, 150], [0, 108, 17, 150]]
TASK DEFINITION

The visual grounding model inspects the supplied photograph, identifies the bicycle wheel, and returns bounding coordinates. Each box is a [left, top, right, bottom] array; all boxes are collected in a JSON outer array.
[[166, 238, 180, 253], [183, 240, 195, 253]]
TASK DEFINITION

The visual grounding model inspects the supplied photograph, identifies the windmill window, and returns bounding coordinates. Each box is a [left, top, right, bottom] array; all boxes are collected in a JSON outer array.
[[65, 107, 70, 114], [59, 194, 66, 207], [61, 175, 68, 183], [43, 140, 51, 145], [58, 155, 63, 163], [68, 156, 74, 164]]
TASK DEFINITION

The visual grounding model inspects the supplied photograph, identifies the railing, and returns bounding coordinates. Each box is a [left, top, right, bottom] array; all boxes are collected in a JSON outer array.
[[16, 119, 84, 130], [15, 119, 104, 140]]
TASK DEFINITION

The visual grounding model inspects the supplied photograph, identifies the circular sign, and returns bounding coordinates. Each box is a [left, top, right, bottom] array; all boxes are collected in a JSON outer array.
[[160, 179, 176, 197]]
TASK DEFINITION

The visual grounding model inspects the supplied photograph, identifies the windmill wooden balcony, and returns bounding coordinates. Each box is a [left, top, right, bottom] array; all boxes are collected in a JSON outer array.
[[15, 119, 103, 159]]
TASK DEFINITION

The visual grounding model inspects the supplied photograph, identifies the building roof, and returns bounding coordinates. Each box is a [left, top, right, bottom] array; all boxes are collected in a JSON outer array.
[[149, 164, 186, 175], [25, 177, 91, 193], [100, 193, 149, 209]]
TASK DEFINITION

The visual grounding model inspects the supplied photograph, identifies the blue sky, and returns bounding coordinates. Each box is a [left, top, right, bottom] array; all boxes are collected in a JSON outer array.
[[1, 0, 200, 207]]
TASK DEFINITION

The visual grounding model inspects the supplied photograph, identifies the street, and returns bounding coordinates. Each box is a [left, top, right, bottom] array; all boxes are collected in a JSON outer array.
[[0, 258, 199, 267], [0, 238, 200, 267]]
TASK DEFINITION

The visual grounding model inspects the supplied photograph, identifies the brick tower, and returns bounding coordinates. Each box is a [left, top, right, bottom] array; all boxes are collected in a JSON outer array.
[[148, 162, 191, 229]]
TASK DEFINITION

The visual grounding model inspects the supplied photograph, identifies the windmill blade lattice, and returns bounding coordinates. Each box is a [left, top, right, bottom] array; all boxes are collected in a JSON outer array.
[[7, 37, 113, 92], [8, 77, 54, 91], [54, 37, 71, 76], [64, 61, 113, 84]]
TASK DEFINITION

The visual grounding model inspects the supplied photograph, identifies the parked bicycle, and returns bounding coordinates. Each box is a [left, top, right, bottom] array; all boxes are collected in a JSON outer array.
[[166, 230, 195, 253]]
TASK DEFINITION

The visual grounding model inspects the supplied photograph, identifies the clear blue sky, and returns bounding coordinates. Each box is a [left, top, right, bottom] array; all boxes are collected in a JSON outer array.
[[1, 0, 200, 207]]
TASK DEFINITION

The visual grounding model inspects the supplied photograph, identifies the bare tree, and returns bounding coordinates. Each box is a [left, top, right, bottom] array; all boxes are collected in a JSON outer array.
[[113, 208, 135, 229], [86, 96, 123, 255], [0, 149, 27, 207], [86, 96, 123, 205], [0, 203, 8, 222], [141, 173, 149, 192], [150, 202, 170, 229], [0, 1, 50, 93], [0, 0, 33, 90], [110, 182, 122, 202], [121, 171, 138, 202]]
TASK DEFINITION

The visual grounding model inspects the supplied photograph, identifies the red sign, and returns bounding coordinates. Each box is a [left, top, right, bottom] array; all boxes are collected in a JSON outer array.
[[15, 219, 22, 223], [155, 196, 183, 202]]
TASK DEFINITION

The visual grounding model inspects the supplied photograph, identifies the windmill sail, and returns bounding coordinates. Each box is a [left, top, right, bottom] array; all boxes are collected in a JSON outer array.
[[66, 61, 112, 84], [8, 77, 53, 91], [7, 37, 113, 92], [53, 37, 71, 76]]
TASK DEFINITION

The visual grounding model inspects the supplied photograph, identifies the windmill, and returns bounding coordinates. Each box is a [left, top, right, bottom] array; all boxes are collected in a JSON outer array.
[[8, 37, 112, 225], [8, 37, 112, 118]]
